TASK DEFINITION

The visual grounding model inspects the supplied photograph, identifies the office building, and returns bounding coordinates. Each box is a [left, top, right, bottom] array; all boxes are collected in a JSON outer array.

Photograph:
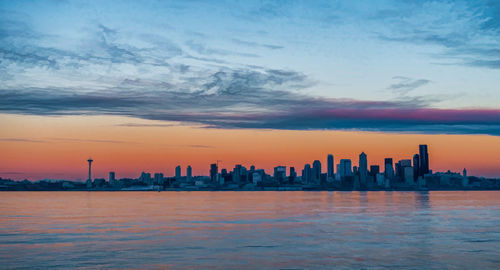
[[359, 152, 368, 186], [154, 173, 164, 185], [186, 165, 192, 181], [413, 154, 420, 180], [419, 144, 429, 176], [312, 160, 321, 184], [274, 166, 287, 182], [210, 163, 218, 182], [302, 164, 312, 183], [289, 167, 296, 182], [327, 154, 334, 179], [339, 159, 352, 178], [175, 165, 181, 179], [384, 158, 394, 179]]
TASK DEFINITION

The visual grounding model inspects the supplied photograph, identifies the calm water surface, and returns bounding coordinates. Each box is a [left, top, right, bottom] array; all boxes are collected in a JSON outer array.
[[0, 191, 499, 269]]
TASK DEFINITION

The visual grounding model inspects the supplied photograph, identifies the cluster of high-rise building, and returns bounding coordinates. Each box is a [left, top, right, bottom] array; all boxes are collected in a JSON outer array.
[[199, 144, 433, 190], [75, 144, 490, 191]]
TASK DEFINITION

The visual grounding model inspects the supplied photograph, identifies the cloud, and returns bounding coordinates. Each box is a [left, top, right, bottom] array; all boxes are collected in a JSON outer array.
[[185, 40, 259, 58], [48, 138, 132, 144], [0, 137, 131, 144], [116, 123, 178, 128], [0, 138, 46, 143], [185, 144, 214, 149], [231, 38, 284, 50], [388, 76, 431, 94], [466, 59, 500, 69], [374, 1, 500, 69], [1, 67, 499, 136]]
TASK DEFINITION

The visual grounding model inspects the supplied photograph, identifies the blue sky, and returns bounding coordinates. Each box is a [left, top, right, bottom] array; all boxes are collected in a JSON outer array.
[[1, 0, 499, 135]]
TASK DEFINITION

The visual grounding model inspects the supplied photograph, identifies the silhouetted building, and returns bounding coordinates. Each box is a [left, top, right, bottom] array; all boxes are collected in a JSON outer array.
[[302, 164, 312, 183], [93, 178, 105, 187], [413, 154, 420, 180], [139, 172, 152, 184], [327, 154, 334, 179], [370, 165, 380, 176], [396, 159, 411, 180], [312, 160, 321, 184], [289, 167, 296, 183], [175, 165, 181, 179], [419, 144, 429, 176], [154, 173, 163, 185], [384, 158, 394, 179], [186, 165, 192, 181], [338, 159, 352, 178], [210, 163, 218, 183], [403, 167, 414, 184], [109, 171, 115, 182], [274, 166, 287, 183], [233, 164, 245, 183], [359, 152, 368, 187]]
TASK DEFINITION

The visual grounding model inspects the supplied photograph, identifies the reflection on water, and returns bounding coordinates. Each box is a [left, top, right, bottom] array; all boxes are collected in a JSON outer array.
[[0, 191, 499, 269]]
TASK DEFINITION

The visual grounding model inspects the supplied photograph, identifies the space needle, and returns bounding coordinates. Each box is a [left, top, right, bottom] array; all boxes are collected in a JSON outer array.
[[87, 157, 93, 182]]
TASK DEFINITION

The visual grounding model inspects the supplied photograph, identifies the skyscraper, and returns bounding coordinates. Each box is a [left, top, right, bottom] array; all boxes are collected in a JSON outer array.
[[327, 154, 334, 179], [109, 171, 115, 182], [175, 165, 181, 179], [302, 164, 312, 183], [289, 167, 296, 183], [312, 160, 321, 184], [186, 165, 192, 181], [413, 154, 420, 180], [384, 158, 394, 178], [359, 152, 368, 186], [210, 163, 218, 182], [419, 144, 429, 176]]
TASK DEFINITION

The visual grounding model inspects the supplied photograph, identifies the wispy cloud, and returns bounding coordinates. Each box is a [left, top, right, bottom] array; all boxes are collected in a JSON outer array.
[[231, 38, 284, 50], [388, 76, 431, 95], [374, 1, 500, 69], [185, 144, 214, 149], [0, 138, 46, 143], [0, 137, 132, 144], [116, 123, 178, 128], [48, 138, 132, 144]]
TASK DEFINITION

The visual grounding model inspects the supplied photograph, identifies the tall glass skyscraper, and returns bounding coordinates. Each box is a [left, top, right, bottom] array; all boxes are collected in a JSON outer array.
[[419, 145, 429, 176]]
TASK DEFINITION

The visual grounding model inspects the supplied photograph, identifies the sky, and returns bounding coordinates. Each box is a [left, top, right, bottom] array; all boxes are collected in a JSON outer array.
[[1, 0, 499, 180]]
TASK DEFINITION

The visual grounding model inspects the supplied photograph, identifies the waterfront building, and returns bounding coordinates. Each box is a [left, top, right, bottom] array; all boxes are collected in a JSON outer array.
[[327, 154, 334, 179]]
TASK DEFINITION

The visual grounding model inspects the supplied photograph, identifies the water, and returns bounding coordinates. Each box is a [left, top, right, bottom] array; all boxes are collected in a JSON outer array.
[[0, 191, 499, 269]]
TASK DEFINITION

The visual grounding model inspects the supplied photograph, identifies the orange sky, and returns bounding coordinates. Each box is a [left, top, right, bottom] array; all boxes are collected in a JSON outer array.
[[1, 113, 499, 180]]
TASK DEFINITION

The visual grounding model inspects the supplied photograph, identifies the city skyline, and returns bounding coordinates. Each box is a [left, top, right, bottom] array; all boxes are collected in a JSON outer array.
[[1, 143, 488, 182], [4, 143, 498, 192]]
